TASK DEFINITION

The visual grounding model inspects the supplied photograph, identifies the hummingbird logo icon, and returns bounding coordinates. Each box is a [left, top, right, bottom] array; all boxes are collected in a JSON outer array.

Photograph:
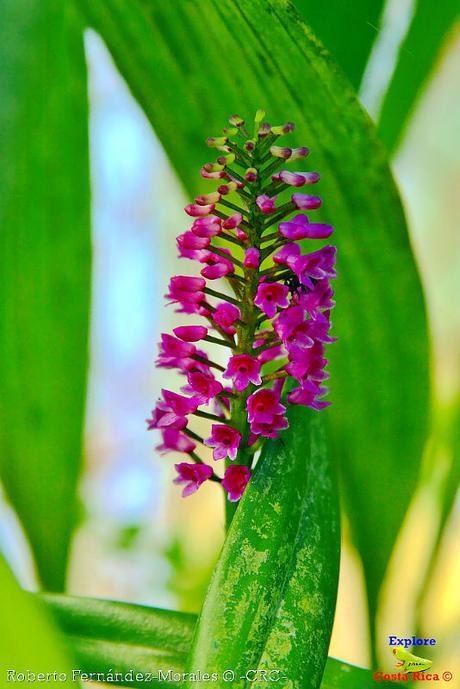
[[392, 647, 433, 673]]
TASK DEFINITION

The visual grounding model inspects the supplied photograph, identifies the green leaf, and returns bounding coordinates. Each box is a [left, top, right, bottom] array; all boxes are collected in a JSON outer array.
[[77, 0, 430, 639], [188, 409, 339, 687], [415, 399, 460, 626], [377, 0, 459, 151], [0, 556, 73, 683], [294, 0, 385, 89], [42, 595, 399, 688], [0, 0, 91, 589], [42, 592, 196, 687]]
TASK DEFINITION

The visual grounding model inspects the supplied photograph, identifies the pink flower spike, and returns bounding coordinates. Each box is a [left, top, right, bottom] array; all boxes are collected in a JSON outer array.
[[185, 203, 215, 217], [181, 371, 223, 404], [254, 281, 290, 318], [174, 462, 213, 497], [158, 429, 196, 454], [222, 212, 243, 229], [291, 194, 323, 211], [256, 194, 278, 214], [205, 424, 242, 461], [244, 247, 260, 269], [223, 354, 262, 391], [222, 464, 251, 502], [212, 302, 241, 334], [173, 325, 208, 342]]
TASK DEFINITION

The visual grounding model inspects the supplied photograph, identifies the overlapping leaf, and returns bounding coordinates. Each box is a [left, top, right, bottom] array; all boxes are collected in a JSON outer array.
[[0, 556, 73, 682], [0, 0, 90, 589], [77, 0, 430, 637], [188, 409, 339, 687], [294, 0, 385, 89], [378, 0, 459, 151], [42, 589, 399, 687]]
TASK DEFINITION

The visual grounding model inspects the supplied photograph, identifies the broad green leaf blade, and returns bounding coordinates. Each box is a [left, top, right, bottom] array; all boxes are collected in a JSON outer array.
[[42, 594, 398, 688], [377, 0, 459, 151], [188, 409, 340, 688], [0, 0, 91, 589], [0, 556, 73, 683], [77, 0, 430, 638], [42, 593, 196, 687], [294, 0, 385, 89]]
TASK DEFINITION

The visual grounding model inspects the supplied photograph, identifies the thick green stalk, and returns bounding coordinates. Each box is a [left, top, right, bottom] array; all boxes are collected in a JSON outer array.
[[225, 155, 265, 529]]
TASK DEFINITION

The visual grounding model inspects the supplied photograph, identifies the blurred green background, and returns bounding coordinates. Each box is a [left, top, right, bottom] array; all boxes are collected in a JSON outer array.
[[0, 0, 459, 681]]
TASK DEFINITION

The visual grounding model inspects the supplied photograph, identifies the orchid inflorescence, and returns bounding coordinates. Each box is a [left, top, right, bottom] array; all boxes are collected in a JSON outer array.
[[147, 111, 336, 503]]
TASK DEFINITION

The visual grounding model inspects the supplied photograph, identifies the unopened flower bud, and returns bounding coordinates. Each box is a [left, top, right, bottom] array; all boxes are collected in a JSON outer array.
[[218, 181, 238, 195], [244, 168, 257, 182], [270, 145, 292, 159], [271, 122, 295, 135], [206, 136, 228, 148], [229, 114, 245, 127]]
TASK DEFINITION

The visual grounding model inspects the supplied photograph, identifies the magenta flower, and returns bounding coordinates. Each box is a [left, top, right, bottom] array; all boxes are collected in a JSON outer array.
[[254, 281, 290, 318], [279, 213, 331, 240], [158, 429, 196, 454], [256, 194, 278, 214], [174, 463, 213, 497], [191, 216, 222, 238], [222, 212, 243, 229], [173, 325, 208, 342], [155, 389, 199, 427], [223, 354, 262, 391], [181, 370, 223, 404], [200, 251, 234, 279], [176, 231, 210, 261], [247, 388, 286, 425], [287, 380, 330, 411], [147, 111, 336, 503], [205, 424, 242, 461], [212, 302, 241, 334], [291, 194, 323, 211], [184, 203, 215, 217], [222, 465, 251, 502], [244, 247, 260, 269]]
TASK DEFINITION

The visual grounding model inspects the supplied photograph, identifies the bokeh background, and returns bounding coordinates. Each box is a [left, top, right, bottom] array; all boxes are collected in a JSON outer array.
[[1, 0, 459, 682]]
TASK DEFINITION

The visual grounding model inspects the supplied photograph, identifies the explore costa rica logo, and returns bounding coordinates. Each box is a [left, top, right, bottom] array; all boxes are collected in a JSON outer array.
[[373, 635, 453, 682]]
